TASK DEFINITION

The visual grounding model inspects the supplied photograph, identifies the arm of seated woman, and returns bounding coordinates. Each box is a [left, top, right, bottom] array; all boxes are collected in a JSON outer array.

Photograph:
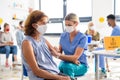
[[45, 39, 62, 57], [22, 40, 71, 80]]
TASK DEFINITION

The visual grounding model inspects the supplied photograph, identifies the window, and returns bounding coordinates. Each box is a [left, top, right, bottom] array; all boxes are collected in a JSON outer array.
[[67, 0, 92, 17], [41, 0, 63, 18], [115, 0, 120, 15], [40, 0, 92, 34], [40, 0, 64, 34], [45, 23, 64, 34], [115, 0, 120, 21]]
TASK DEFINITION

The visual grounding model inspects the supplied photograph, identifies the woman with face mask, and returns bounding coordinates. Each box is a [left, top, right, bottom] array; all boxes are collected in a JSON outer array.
[[0, 23, 18, 67], [53, 13, 88, 79], [21, 10, 70, 80], [85, 22, 108, 78], [85, 22, 100, 41], [85, 22, 100, 51]]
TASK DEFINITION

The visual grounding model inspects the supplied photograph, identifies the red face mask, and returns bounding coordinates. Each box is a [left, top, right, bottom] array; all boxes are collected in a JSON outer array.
[[6, 28, 10, 31]]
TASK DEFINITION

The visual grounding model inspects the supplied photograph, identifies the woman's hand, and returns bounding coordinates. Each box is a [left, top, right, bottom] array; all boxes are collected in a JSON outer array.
[[73, 60, 80, 65], [54, 46, 60, 53], [9, 41, 14, 44], [7, 41, 14, 46], [57, 76, 71, 80], [49, 47, 61, 58]]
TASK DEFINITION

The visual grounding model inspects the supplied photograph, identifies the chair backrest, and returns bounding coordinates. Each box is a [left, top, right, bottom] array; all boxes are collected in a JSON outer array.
[[104, 36, 120, 50]]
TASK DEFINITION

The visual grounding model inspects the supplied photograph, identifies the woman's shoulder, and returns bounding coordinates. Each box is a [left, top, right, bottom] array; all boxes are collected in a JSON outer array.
[[24, 36, 45, 44], [1, 32, 5, 34], [2, 32, 12, 35], [23, 36, 33, 45], [23, 36, 32, 41], [0, 31, 3, 35], [78, 31, 86, 37], [1, 32, 6, 36], [60, 32, 68, 38], [75, 32, 87, 41], [96, 31, 100, 35]]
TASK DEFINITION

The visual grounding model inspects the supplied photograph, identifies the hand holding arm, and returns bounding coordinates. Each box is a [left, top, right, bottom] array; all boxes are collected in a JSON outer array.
[[45, 39, 62, 58], [54, 46, 61, 53]]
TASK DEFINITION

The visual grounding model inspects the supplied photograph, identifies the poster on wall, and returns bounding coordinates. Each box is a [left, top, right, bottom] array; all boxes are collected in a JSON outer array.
[[8, 0, 29, 10]]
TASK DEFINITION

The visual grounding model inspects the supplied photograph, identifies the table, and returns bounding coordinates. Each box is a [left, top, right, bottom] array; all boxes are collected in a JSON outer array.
[[92, 50, 120, 80], [88, 41, 100, 45], [87, 41, 101, 52]]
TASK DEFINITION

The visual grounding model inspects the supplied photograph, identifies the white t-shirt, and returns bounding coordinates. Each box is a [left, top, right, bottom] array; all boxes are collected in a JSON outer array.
[[1, 32, 13, 43]]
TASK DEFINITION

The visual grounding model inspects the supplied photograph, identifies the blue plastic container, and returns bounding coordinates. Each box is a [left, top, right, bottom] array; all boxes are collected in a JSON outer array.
[[87, 35, 92, 43]]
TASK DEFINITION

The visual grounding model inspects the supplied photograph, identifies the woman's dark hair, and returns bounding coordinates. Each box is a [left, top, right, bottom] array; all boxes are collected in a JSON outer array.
[[24, 10, 48, 36]]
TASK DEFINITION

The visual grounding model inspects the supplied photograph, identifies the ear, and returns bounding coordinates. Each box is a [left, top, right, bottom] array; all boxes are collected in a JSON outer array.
[[32, 23, 37, 29]]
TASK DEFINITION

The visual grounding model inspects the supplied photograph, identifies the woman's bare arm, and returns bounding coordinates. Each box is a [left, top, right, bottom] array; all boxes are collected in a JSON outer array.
[[45, 39, 62, 57], [22, 40, 69, 80]]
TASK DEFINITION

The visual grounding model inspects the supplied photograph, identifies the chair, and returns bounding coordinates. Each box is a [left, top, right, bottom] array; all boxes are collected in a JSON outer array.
[[0, 52, 13, 66]]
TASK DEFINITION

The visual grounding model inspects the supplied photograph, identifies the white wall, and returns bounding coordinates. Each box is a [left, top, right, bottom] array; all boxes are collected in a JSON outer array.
[[92, 0, 114, 39], [0, 0, 116, 39], [0, 0, 36, 44], [0, 0, 38, 29], [68, 0, 115, 38]]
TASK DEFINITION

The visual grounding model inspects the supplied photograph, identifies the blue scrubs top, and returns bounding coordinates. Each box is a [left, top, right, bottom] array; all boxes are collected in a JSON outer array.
[[60, 32, 88, 66], [111, 25, 120, 36]]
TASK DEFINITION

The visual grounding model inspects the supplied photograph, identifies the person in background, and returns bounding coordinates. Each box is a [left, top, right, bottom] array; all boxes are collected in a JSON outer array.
[[16, 21, 25, 49], [53, 13, 88, 79], [85, 22, 108, 78], [85, 22, 100, 41], [0, 27, 6, 52], [85, 22, 100, 51], [106, 14, 120, 68], [95, 14, 120, 79], [100, 14, 120, 72], [107, 14, 120, 36], [22, 10, 70, 80], [0, 23, 18, 67]]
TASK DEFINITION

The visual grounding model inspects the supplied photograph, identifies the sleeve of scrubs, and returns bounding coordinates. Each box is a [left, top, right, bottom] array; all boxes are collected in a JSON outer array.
[[77, 36, 87, 49], [59, 33, 66, 45]]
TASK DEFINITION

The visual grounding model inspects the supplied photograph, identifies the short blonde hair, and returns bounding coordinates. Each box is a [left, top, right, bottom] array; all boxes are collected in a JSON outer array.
[[65, 13, 79, 22]]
